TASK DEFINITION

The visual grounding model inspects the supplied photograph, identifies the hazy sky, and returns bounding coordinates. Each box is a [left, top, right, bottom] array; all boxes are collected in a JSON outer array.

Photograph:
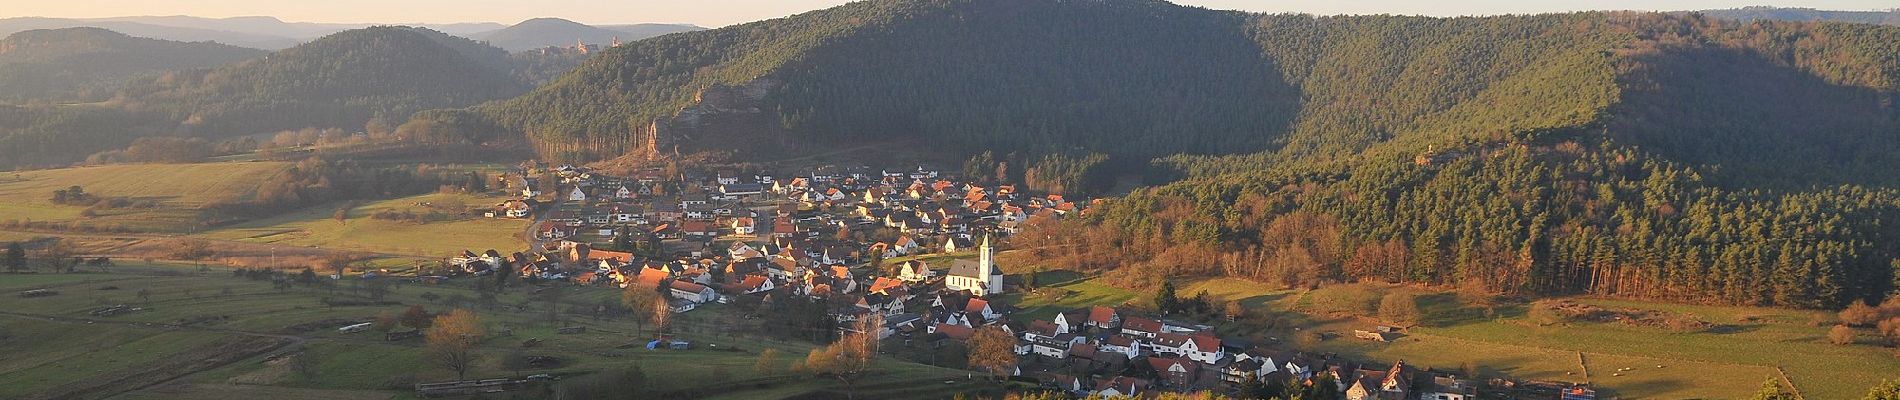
[[4, 0, 1895, 27]]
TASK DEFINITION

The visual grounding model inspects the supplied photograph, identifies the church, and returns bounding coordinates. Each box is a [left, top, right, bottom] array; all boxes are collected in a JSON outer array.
[[946, 235, 1004, 296]]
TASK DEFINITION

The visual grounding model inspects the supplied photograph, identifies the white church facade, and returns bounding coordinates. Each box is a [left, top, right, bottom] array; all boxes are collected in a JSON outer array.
[[946, 235, 1005, 296]]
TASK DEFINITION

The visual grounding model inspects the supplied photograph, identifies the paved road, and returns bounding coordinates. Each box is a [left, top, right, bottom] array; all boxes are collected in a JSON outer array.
[[523, 192, 564, 252]]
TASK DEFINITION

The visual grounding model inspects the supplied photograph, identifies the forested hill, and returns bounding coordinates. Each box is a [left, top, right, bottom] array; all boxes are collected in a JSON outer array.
[[115, 26, 528, 138], [1077, 16, 1900, 309], [1696, 6, 1900, 26], [483, 0, 1900, 309], [485, 0, 1897, 180], [484, 0, 1291, 161], [0, 27, 264, 102], [0, 26, 530, 168]]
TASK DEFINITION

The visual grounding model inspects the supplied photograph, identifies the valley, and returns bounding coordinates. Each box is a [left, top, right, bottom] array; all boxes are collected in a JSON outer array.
[[3, 1, 1900, 399]]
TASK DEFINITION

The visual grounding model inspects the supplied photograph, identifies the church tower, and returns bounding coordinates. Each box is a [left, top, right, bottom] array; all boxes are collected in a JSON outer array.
[[978, 234, 992, 277], [978, 234, 1002, 295]]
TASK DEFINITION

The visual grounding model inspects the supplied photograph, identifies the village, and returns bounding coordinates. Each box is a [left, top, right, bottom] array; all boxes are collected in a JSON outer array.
[[431, 163, 1597, 400]]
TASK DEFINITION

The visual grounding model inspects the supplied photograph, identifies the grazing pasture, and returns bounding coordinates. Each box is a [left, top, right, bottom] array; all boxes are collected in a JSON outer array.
[[0, 262, 994, 400]]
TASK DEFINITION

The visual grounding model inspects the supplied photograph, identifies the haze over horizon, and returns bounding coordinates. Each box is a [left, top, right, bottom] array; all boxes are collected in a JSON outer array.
[[3, 0, 1894, 28]]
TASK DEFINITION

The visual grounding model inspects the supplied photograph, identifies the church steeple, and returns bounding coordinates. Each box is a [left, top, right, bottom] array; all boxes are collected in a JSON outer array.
[[978, 234, 993, 277], [978, 233, 1002, 294]]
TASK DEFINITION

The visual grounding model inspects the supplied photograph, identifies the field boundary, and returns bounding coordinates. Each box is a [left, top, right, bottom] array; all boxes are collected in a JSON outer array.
[[1408, 331, 1781, 381], [1775, 366, 1804, 400], [1576, 352, 1591, 382]]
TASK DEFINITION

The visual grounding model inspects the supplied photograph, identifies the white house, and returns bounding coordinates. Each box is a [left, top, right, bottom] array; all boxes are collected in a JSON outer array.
[[897, 260, 933, 283], [1093, 377, 1144, 399], [567, 187, 588, 202], [1023, 321, 1084, 358], [1098, 335, 1143, 359], [731, 217, 756, 235], [1151, 333, 1223, 364], [738, 275, 775, 294], [670, 280, 716, 303], [668, 298, 697, 313], [1420, 376, 1477, 400], [891, 235, 921, 256], [962, 297, 1002, 324]]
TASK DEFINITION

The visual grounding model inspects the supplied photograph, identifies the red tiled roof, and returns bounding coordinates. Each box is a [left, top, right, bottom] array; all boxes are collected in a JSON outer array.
[[741, 275, 769, 290], [1187, 334, 1221, 352], [936, 323, 974, 340], [1070, 343, 1099, 360], [964, 298, 990, 315], [1123, 317, 1161, 333], [633, 269, 668, 288], [670, 280, 710, 293], [683, 220, 716, 232], [591, 250, 634, 263], [1089, 306, 1118, 324], [868, 277, 903, 294]]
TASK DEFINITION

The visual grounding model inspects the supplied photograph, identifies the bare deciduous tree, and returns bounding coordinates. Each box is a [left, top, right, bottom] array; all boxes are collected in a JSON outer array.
[[967, 326, 1018, 380], [424, 309, 484, 380]]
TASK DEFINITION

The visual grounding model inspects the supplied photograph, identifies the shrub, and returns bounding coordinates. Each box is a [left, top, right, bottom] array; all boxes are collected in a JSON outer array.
[[1879, 317, 1900, 346], [1829, 325, 1857, 345], [1842, 300, 1882, 327], [1378, 293, 1420, 325]]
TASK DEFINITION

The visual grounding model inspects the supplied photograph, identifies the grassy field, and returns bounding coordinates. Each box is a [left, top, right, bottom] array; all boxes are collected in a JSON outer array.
[[199, 192, 526, 258], [0, 162, 293, 232], [1418, 297, 1897, 399], [999, 272, 1895, 399], [0, 263, 995, 400]]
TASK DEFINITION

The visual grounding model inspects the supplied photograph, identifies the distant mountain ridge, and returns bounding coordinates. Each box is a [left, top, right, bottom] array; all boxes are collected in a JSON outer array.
[[0, 17, 304, 49], [1695, 6, 1900, 25], [0, 25, 540, 167], [0, 15, 689, 51], [0, 27, 264, 102], [474, 18, 702, 51], [487, 0, 1900, 189], [112, 26, 529, 137]]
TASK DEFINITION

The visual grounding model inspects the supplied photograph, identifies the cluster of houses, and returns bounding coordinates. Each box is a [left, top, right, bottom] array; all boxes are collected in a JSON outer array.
[[505, 164, 1085, 249], [905, 296, 1485, 400], [444, 217, 1016, 335], [462, 163, 1072, 317], [455, 164, 1584, 400]]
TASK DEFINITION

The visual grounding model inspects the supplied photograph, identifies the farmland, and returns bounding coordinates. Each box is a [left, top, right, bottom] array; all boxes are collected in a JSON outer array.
[[0, 162, 293, 232], [1001, 273, 1899, 399], [199, 192, 526, 258], [0, 263, 997, 400]]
